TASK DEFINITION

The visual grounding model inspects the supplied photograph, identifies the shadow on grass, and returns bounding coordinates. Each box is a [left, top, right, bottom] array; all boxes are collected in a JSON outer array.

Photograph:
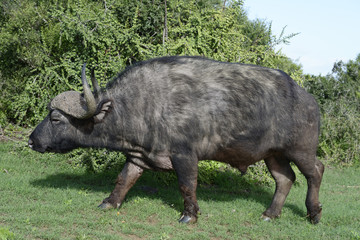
[[30, 167, 306, 219]]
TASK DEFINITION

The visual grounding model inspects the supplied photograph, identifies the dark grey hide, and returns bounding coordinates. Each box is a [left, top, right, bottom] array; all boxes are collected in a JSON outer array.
[[29, 56, 324, 224]]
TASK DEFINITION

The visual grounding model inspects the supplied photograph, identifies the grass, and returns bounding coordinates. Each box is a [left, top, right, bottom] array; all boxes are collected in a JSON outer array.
[[1, 141, 360, 240]]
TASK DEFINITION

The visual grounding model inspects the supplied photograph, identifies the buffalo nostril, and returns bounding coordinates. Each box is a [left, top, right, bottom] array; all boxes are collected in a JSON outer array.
[[28, 139, 34, 149]]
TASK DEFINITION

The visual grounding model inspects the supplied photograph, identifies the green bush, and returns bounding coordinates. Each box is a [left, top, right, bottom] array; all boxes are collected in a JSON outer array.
[[318, 99, 359, 166], [0, 0, 296, 126], [304, 55, 360, 166], [67, 148, 127, 173]]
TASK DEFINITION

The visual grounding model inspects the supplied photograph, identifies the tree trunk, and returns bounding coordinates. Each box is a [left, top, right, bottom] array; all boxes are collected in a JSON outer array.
[[163, 0, 168, 45]]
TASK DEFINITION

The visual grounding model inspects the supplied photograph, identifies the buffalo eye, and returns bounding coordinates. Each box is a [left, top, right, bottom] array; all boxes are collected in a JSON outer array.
[[51, 118, 61, 124], [50, 110, 64, 125]]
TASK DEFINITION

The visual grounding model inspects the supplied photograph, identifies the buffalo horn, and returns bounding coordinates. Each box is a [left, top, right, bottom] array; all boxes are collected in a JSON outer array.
[[50, 64, 97, 119], [80, 63, 97, 118], [91, 68, 101, 94]]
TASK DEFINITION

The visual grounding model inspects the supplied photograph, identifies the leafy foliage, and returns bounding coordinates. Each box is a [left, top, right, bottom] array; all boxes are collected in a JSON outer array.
[[67, 148, 127, 173], [0, 0, 294, 126], [304, 54, 360, 166]]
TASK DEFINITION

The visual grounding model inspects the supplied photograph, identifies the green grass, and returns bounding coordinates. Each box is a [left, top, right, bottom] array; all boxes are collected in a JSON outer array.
[[1, 142, 360, 240]]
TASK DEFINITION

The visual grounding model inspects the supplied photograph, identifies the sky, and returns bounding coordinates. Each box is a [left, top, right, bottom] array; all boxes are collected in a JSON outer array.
[[243, 0, 360, 75]]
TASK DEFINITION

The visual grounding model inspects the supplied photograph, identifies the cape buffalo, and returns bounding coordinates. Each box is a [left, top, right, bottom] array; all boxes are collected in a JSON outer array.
[[28, 56, 324, 224]]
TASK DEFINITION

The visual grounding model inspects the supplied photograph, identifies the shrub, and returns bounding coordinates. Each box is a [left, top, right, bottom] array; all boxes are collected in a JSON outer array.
[[0, 0, 296, 126], [318, 99, 360, 166], [304, 55, 360, 166], [67, 148, 127, 173]]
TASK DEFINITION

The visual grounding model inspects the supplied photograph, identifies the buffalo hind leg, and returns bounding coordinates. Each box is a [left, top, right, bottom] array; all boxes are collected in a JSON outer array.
[[262, 156, 296, 220], [171, 152, 200, 223], [98, 161, 143, 209], [291, 154, 324, 224]]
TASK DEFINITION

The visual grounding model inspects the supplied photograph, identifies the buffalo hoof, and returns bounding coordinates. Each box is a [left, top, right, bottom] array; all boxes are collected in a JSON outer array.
[[308, 203, 322, 224], [309, 210, 322, 224], [98, 202, 115, 210], [260, 214, 272, 222], [178, 214, 197, 224]]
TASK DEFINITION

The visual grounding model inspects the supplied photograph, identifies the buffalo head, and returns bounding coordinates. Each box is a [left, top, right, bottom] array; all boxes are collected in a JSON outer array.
[[28, 64, 112, 153]]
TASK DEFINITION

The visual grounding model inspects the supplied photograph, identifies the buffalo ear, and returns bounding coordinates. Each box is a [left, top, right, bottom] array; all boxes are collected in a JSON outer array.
[[94, 100, 113, 123]]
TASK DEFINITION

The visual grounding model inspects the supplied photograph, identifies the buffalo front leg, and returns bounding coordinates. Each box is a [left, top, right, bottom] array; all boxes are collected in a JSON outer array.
[[262, 157, 296, 221], [171, 153, 200, 223], [98, 161, 143, 209]]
